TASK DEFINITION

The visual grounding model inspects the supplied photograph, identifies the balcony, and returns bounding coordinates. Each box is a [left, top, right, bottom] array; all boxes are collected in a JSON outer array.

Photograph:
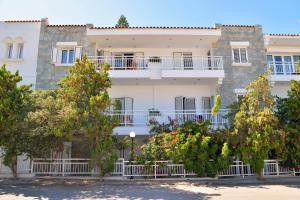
[[89, 56, 224, 81], [268, 62, 300, 82], [108, 109, 229, 135]]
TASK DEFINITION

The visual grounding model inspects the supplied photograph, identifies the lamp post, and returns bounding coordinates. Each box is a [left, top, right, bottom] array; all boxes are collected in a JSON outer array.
[[129, 131, 135, 179]]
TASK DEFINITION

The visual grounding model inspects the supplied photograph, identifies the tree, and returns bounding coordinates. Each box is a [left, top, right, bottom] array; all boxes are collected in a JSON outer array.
[[276, 80, 300, 167], [115, 14, 129, 28], [58, 56, 118, 175], [139, 120, 231, 177], [113, 136, 131, 158], [232, 72, 283, 177], [0, 65, 33, 177], [26, 90, 74, 159]]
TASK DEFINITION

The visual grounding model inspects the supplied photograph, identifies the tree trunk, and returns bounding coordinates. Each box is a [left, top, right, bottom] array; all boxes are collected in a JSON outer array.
[[11, 155, 17, 178]]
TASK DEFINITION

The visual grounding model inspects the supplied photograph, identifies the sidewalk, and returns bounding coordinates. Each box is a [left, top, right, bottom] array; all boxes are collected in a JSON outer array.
[[1, 176, 299, 186]]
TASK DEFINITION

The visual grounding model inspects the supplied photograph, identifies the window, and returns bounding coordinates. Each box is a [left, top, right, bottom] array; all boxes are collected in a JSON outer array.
[[7, 43, 13, 59], [61, 49, 74, 64], [17, 43, 24, 59], [173, 52, 193, 69], [234, 89, 246, 102], [232, 48, 248, 63]]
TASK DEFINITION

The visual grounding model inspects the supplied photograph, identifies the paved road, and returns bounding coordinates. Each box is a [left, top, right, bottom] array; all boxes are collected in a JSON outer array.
[[0, 181, 299, 200]]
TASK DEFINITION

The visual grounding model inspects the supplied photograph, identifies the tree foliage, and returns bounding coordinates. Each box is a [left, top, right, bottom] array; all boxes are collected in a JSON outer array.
[[115, 14, 129, 28], [0, 65, 33, 177], [139, 120, 231, 177], [26, 90, 74, 159], [232, 72, 284, 176], [113, 136, 131, 158], [276, 80, 300, 167], [58, 56, 118, 175]]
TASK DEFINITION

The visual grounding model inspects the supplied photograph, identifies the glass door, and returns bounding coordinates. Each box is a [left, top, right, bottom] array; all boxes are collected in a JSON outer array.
[[274, 56, 283, 74], [284, 56, 292, 74]]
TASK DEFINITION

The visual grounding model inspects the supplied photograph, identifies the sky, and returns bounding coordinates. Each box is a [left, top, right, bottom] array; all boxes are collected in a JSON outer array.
[[0, 0, 299, 34]]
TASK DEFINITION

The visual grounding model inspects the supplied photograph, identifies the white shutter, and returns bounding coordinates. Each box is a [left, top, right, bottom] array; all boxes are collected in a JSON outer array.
[[184, 98, 196, 111], [75, 46, 82, 60], [173, 52, 182, 69], [202, 97, 211, 110], [175, 96, 183, 111], [52, 47, 58, 63], [210, 96, 215, 109]]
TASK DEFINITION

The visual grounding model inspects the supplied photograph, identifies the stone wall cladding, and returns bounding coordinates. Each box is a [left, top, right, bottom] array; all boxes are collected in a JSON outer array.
[[213, 24, 267, 107], [36, 21, 93, 89]]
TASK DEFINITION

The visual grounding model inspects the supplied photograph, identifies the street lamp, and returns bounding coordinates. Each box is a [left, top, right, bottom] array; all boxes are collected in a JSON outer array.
[[129, 131, 135, 179]]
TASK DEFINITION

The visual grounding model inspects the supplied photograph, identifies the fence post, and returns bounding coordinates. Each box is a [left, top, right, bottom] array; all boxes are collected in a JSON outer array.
[[276, 161, 280, 176], [292, 168, 296, 177], [241, 162, 245, 178], [62, 159, 65, 177], [154, 161, 157, 180], [122, 159, 125, 177], [30, 160, 34, 175]]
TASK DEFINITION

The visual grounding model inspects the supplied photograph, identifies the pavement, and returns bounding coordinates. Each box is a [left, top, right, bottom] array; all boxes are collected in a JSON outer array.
[[0, 177, 299, 200]]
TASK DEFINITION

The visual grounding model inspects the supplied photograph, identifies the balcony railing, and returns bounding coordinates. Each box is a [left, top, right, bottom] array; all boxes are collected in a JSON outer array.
[[268, 62, 300, 75], [89, 56, 223, 70], [107, 109, 229, 127]]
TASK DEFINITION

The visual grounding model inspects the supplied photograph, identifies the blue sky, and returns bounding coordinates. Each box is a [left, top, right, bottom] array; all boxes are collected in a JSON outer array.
[[0, 0, 299, 33]]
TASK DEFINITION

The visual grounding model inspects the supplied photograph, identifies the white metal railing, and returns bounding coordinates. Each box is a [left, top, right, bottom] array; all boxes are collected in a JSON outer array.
[[89, 56, 223, 70], [263, 160, 294, 176], [123, 161, 195, 179], [268, 62, 300, 75], [32, 159, 94, 176], [2, 158, 300, 178], [107, 109, 229, 127], [218, 161, 254, 177]]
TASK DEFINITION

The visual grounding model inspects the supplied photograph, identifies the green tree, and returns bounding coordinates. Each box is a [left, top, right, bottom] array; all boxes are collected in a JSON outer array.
[[232, 72, 283, 177], [26, 90, 74, 159], [0, 65, 33, 177], [59, 56, 118, 175], [115, 14, 129, 28], [276, 80, 300, 167], [113, 136, 131, 158]]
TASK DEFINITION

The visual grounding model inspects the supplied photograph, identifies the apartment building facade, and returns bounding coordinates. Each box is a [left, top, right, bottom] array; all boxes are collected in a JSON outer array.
[[0, 20, 42, 89], [0, 18, 299, 157]]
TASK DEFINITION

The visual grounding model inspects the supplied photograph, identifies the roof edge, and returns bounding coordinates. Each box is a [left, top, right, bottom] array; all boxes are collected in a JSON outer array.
[[90, 26, 218, 30]]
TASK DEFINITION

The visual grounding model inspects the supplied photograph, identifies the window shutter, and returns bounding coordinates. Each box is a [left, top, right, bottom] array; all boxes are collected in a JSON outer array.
[[175, 96, 183, 111], [210, 96, 215, 109], [184, 98, 196, 111], [75, 46, 82, 60], [52, 47, 58, 63], [173, 52, 182, 69], [202, 97, 211, 110]]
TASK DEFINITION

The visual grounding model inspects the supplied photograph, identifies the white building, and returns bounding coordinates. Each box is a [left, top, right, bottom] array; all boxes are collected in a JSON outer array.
[[265, 34, 300, 97], [0, 20, 42, 89], [85, 26, 227, 135]]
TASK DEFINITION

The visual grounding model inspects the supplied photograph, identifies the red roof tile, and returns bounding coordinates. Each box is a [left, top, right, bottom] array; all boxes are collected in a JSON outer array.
[[269, 33, 300, 37], [221, 24, 256, 28], [90, 26, 218, 30], [47, 24, 86, 27], [4, 20, 41, 23]]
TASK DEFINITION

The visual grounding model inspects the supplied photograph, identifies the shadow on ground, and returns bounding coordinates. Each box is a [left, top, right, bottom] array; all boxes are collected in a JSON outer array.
[[0, 181, 220, 200]]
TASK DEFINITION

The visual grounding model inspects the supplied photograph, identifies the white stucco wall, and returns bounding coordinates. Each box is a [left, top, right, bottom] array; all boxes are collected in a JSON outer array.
[[271, 85, 290, 98], [109, 84, 214, 111], [0, 21, 41, 89]]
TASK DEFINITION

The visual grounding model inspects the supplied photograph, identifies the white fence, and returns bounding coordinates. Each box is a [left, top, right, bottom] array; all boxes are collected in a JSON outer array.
[[1, 158, 299, 178], [89, 56, 223, 71]]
